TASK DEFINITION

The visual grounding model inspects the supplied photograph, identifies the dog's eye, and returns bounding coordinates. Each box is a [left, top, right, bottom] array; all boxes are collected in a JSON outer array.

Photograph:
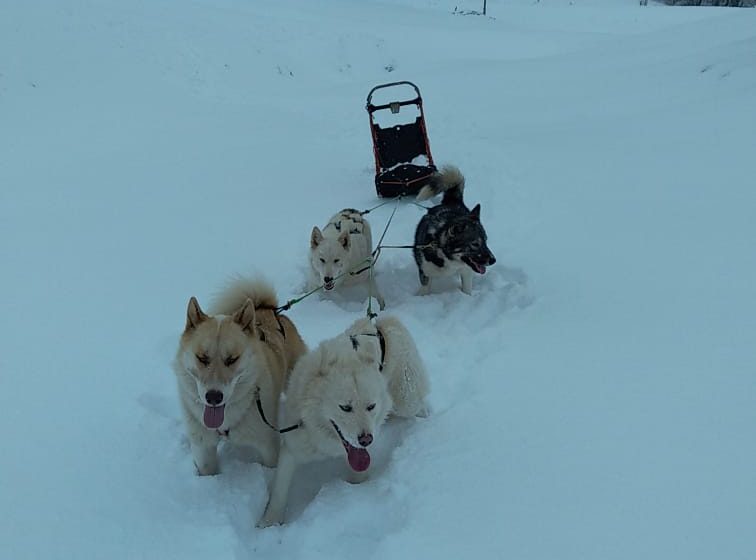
[[224, 355, 239, 367], [334, 259, 340, 264], [339, 404, 353, 412], [320, 258, 326, 263], [196, 354, 210, 366], [366, 403, 376, 411]]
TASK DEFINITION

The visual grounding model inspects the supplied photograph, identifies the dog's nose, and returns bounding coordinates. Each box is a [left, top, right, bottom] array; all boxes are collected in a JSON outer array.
[[324, 276, 333, 283], [358, 432, 373, 447], [488, 253, 496, 265], [205, 390, 223, 406]]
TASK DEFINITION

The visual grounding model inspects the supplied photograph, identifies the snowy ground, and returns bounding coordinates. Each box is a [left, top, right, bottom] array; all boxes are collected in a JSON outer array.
[[2, 0, 756, 558]]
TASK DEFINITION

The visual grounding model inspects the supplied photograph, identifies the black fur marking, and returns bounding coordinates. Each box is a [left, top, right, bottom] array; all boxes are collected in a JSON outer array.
[[422, 246, 445, 268]]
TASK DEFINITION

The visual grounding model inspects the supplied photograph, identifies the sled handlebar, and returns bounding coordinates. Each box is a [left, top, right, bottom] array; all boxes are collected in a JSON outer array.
[[366, 81, 423, 112]]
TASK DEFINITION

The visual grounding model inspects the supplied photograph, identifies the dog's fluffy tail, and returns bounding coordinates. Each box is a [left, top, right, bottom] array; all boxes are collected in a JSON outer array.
[[416, 165, 465, 204], [210, 276, 278, 315]]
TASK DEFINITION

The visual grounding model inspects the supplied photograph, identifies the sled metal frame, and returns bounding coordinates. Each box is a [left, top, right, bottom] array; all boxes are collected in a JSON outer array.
[[366, 81, 436, 198]]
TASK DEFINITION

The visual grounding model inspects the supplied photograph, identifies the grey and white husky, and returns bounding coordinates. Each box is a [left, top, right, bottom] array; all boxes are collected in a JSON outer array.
[[413, 166, 496, 295], [309, 208, 385, 309]]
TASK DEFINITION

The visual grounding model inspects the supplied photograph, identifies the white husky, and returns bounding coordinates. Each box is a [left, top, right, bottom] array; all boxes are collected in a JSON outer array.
[[258, 315, 429, 526], [309, 208, 385, 310]]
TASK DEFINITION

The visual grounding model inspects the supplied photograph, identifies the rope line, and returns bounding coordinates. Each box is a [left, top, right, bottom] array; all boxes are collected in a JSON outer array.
[[276, 196, 433, 317]]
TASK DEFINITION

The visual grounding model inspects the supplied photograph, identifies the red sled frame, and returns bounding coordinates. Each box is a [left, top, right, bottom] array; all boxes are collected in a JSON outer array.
[[366, 81, 437, 198]]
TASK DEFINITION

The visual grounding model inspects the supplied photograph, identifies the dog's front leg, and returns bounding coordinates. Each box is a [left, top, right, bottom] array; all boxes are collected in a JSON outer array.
[[418, 269, 432, 296], [231, 411, 280, 467], [255, 429, 280, 468], [460, 268, 473, 295], [370, 278, 386, 310], [258, 443, 299, 527], [191, 440, 219, 476]]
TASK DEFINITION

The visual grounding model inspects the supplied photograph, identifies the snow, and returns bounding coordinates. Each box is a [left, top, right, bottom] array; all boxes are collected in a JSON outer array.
[[2, 0, 755, 558]]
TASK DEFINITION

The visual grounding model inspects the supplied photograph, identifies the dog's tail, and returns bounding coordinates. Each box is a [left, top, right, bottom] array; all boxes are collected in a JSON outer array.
[[416, 165, 465, 204], [210, 276, 278, 315]]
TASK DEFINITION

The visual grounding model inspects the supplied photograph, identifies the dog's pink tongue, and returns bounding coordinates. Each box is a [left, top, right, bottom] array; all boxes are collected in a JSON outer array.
[[203, 405, 225, 429], [474, 263, 486, 274], [346, 445, 371, 472]]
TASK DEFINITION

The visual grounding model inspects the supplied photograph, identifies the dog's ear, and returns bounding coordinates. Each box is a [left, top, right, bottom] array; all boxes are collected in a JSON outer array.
[[186, 297, 208, 331], [232, 298, 256, 333], [319, 347, 338, 371], [471, 204, 481, 220], [311, 226, 323, 249], [338, 231, 350, 250]]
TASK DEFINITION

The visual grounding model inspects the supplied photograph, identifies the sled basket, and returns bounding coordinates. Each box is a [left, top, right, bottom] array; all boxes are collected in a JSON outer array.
[[366, 81, 436, 198]]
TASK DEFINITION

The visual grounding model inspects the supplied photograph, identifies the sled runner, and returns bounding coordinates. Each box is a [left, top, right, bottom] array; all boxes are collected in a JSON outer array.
[[366, 81, 436, 198]]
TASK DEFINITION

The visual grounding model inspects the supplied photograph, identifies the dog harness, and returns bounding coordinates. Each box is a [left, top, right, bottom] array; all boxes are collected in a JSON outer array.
[[376, 328, 386, 372], [255, 388, 302, 434], [349, 328, 386, 371]]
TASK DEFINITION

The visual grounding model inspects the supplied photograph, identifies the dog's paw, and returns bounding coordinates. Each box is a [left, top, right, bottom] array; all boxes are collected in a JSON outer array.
[[195, 463, 220, 476], [191, 442, 219, 475], [415, 405, 430, 419], [193, 451, 219, 475], [345, 468, 370, 485], [257, 511, 283, 528]]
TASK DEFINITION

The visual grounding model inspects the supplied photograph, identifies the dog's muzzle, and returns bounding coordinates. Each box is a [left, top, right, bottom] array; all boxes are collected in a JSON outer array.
[[463, 251, 495, 274]]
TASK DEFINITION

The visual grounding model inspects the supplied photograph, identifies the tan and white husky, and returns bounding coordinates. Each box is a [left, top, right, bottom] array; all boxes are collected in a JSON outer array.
[[173, 277, 306, 475]]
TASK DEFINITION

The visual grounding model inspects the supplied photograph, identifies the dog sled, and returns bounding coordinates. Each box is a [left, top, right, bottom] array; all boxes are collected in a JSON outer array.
[[366, 81, 437, 198]]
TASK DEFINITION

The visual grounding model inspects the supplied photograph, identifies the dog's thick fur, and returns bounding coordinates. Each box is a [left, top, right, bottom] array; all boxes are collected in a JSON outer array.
[[414, 166, 496, 295], [173, 278, 306, 475], [346, 316, 430, 418], [309, 208, 385, 309], [258, 315, 429, 526]]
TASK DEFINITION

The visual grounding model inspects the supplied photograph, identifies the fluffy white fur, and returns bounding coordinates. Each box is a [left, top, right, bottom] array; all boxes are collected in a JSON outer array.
[[258, 315, 429, 526]]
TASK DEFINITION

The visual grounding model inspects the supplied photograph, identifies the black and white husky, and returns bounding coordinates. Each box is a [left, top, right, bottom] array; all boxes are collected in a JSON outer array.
[[413, 166, 496, 295]]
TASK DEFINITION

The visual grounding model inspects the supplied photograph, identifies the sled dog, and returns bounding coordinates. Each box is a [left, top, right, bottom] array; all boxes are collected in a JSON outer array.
[[309, 208, 385, 309], [414, 166, 496, 295], [173, 277, 306, 475], [258, 315, 429, 526]]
